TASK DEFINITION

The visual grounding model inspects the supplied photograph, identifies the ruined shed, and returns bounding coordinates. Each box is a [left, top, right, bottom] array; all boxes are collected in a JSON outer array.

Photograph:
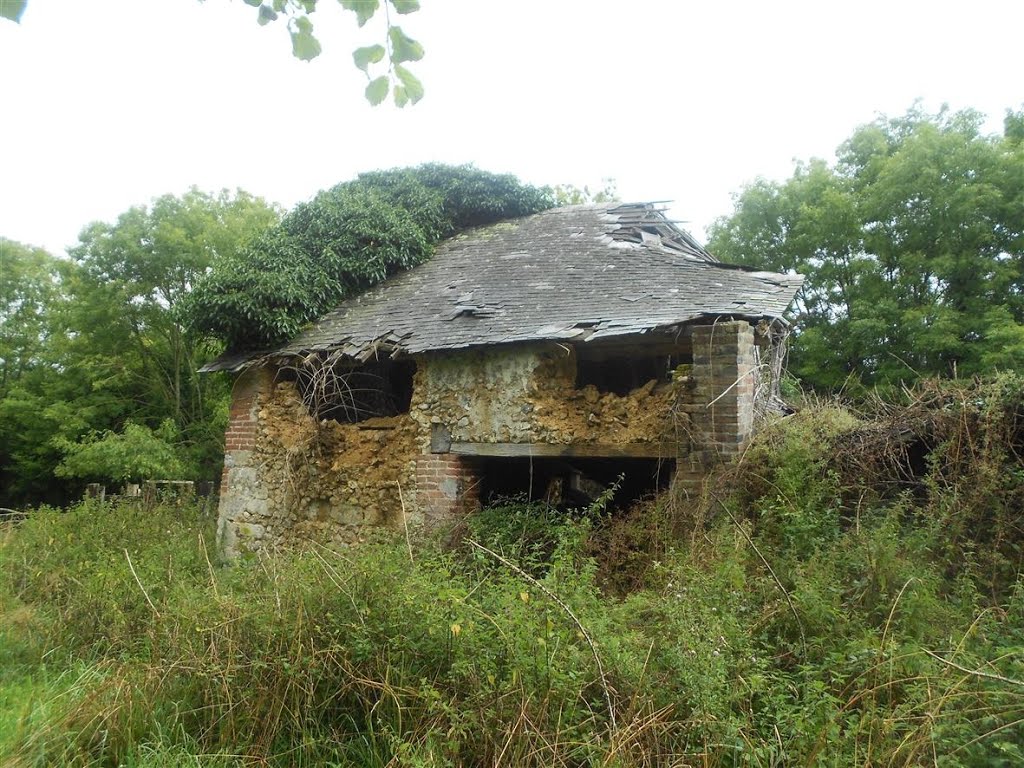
[[204, 203, 803, 553]]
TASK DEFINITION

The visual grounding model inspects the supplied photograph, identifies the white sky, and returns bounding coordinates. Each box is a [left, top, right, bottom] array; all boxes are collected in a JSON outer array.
[[1, 0, 1022, 257]]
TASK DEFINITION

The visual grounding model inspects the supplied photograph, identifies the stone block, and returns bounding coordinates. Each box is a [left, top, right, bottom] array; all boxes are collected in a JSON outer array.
[[224, 450, 253, 468], [218, 519, 239, 558], [218, 495, 247, 519], [246, 498, 269, 517], [332, 503, 365, 526], [236, 522, 266, 540], [439, 476, 460, 500], [228, 467, 258, 488]]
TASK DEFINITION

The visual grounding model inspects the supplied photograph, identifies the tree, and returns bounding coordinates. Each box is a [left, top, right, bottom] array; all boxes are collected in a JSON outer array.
[[2, 0, 425, 107], [55, 420, 185, 485], [0, 189, 279, 506], [708, 106, 1024, 391], [185, 164, 554, 350], [548, 179, 620, 206], [64, 188, 280, 474], [0, 238, 61, 393], [0, 238, 75, 504]]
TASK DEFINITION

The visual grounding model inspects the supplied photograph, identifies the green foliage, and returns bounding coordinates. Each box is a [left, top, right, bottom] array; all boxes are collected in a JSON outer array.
[[5, 1, 424, 106], [2, 501, 217, 654], [2, 501, 629, 765], [0, 0, 26, 23], [4, 374, 1024, 766], [55, 420, 186, 484], [240, 0, 426, 106], [0, 189, 277, 506], [708, 105, 1024, 391], [547, 178, 620, 206], [352, 43, 385, 72], [0, 239, 81, 503], [736, 406, 857, 556], [0, 238, 60, 394], [186, 164, 554, 349], [466, 495, 612, 579], [6, 411, 1024, 768]]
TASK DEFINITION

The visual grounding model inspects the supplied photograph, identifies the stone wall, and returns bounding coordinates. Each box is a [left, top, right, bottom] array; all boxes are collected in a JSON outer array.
[[409, 344, 688, 448], [218, 371, 421, 557], [216, 324, 762, 554], [218, 366, 275, 555], [409, 347, 538, 446]]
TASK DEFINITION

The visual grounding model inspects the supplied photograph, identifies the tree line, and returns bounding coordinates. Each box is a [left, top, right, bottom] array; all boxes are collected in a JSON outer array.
[[708, 105, 1024, 391], [2, 108, 1022, 505], [1, 190, 280, 506]]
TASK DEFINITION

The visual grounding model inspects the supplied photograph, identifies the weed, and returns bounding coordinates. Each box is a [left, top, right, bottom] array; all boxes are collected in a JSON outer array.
[[4, 378, 1024, 765]]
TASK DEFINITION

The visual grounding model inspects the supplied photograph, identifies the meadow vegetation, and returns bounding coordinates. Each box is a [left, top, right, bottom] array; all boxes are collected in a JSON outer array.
[[2, 375, 1024, 766]]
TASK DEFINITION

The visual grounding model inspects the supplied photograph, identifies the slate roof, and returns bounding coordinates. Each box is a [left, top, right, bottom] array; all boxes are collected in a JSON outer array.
[[202, 203, 803, 372]]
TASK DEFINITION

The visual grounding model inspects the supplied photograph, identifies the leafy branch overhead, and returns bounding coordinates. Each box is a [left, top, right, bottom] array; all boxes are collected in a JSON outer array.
[[2, 1, 424, 107], [0, 0, 26, 23], [243, 0, 425, 107], [184, 164, 555, 350]]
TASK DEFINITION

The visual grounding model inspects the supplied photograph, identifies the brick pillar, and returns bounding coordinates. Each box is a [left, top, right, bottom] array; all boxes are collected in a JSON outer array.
[[217, 365, 274, 557], [690, 320, 756, 459], [414, 454, 480, 523], [674, 321, 756, 500]]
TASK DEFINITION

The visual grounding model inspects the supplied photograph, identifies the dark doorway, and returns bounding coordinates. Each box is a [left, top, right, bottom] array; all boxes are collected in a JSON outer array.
[[477, 456, 673, 510]]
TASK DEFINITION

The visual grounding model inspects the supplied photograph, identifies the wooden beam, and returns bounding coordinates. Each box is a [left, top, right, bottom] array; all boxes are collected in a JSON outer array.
[[447, 441, 686, 459]]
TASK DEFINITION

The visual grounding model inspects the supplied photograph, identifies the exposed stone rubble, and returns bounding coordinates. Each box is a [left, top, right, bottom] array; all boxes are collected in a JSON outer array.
[[218, 338, 702, 555], [529, 348, 688, 445], [407, 345, 691, 447]]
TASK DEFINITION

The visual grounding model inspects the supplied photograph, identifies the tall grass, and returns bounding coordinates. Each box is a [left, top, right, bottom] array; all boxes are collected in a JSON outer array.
[[2, 376, 1024, 766]]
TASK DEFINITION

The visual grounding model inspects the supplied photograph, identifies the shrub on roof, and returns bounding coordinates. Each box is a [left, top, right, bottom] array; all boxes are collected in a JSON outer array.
[[183, 164, 554, 350]]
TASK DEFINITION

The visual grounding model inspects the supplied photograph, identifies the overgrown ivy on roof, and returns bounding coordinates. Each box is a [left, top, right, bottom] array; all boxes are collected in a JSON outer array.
[[185, 164, 554, 350]]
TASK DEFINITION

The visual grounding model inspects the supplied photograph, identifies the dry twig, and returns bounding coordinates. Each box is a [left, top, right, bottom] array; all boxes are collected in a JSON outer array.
[[924, 649, 1024, 689], [124, 548, 160, 618]]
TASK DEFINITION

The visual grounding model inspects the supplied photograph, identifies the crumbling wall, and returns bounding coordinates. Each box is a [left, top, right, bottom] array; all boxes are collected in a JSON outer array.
[[529, 347, 687, 446], [220, 332, 755, 553], [409, 344, 688, 449], [409, 347, 538, 446], [224, 378, 420, 552]]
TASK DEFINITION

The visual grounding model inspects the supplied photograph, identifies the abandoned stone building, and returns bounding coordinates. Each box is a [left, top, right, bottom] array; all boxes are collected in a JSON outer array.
[[203, 203, 803, 554]]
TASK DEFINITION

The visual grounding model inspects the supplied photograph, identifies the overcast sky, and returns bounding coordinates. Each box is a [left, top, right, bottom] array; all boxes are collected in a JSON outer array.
[[2, 0, 1022, 257]]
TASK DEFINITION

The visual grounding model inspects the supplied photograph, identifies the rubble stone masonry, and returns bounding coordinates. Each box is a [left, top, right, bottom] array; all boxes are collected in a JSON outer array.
[[218, 366, 275, 556], [216, 324, 760, 555]]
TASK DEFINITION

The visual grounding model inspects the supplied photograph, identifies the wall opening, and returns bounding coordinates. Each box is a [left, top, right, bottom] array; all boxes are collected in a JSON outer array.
[[574, 346, 692, 396], [288, 357, 416, 424], [477, 456, 673, 511]]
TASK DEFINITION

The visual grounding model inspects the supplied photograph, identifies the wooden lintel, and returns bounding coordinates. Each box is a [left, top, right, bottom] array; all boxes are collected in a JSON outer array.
[[448, 441, 686, 459]]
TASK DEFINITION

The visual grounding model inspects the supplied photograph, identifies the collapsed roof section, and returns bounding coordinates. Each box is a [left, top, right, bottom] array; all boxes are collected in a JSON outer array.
[[202, 202, 803, 372]]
